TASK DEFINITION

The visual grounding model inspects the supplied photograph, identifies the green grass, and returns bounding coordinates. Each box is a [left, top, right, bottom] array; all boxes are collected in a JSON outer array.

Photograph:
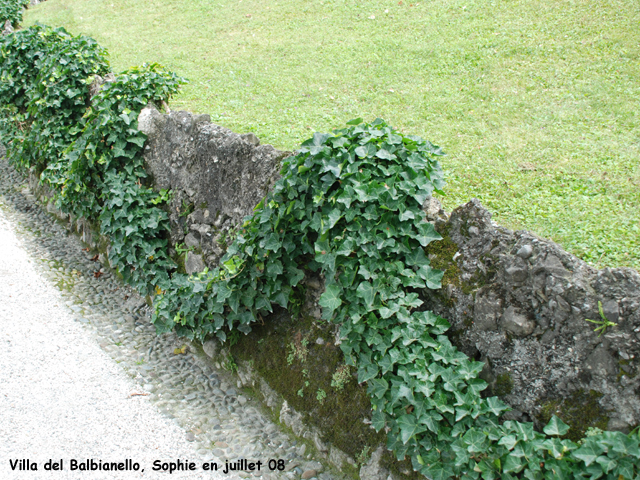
[[23, 0, 640, 269]]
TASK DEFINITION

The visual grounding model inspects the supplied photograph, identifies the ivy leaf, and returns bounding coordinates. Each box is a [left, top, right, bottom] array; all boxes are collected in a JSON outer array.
[[263, 233, 282, 251], [371, 410, 386, 432], [331, 136, 349, 148], [405, 247, 429, 268], [119, 111, 131, 125], [573, 441, 605, 466], [457, 359, 485, 381], [610, 433, 640, 457], [355, 146, 368, 158], [319, 284, 342, 318], [512, 421, 535, 442], [301, 131, 330, 147], [423, 463, 455, 480], [358, 363, 379, 383], [273, 290, 289, 308], [399, 209, 415, 221], [482, 396, 510, 417], [266, 259, 284, 277], [356, 281, 377, 309], [416, 221, 442, 246], [397, 414, 427, 444], [594, 455, 616, 474], [368, 377, 389, 398], [498, 434, 518, 451], [502, 454, 525, 474], [462, 428, 487, 453], [420, 411, 442, 434], [387, 133, 403, 145], [286, 266, 305, 286], [327, 208, 343, 230], [379, 355, 395, 374], [418, 265, 444, 290], [543, 415, 570, 437], [376, 149, 396, 161], [321, 158, 343, 178]]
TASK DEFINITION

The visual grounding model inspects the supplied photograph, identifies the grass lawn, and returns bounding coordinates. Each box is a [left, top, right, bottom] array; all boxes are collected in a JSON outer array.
[[23, 0, 640, 269]]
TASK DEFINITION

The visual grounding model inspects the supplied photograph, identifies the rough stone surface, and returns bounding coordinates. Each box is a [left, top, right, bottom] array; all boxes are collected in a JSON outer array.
[[280, 400, 307, 438], [138, 106, 289, 266], [500, 306, 535, 336], [202, 339, 219, 358], [424, 198, 640, 433], [184, 251, 205, 274], [359, 447, 392, 480], [2, 19, 14, 36], [88, 73, 115, 98]]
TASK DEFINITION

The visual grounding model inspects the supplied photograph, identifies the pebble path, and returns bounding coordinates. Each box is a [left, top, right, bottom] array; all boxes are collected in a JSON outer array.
[[0, 153, 337, 480]]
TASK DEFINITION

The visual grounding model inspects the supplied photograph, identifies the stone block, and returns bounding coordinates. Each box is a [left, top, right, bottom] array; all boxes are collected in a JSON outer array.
[[185, 252, 205, 274], [500, 306, 535, 336]]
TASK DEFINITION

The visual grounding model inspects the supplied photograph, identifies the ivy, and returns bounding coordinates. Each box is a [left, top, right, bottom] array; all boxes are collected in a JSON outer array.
[[0, 0, 29, 29], [0, 27, 185, 296], [0, 25, 110, 172], [52, 63, 186, 294], [152, 118, 640, 478], [1, 25, 638, 479]]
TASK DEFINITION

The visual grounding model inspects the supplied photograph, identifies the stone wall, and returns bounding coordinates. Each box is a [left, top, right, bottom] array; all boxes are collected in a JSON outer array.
[[5, 99, 637, 476], [138, 104, 639, 449], [423, 198, 640, 437], [138, 106, 288, 272]]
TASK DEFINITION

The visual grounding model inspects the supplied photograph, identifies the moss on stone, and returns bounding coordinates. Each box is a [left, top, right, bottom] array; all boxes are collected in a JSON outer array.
[[537, 389, 610, 442], [174, 252, 187, 274], [424, 234, 461, 309], [494, 372, 513, 396], [230, 308, 385, 465], [424, 230, 498, 301], [425, 235, 460, 289]]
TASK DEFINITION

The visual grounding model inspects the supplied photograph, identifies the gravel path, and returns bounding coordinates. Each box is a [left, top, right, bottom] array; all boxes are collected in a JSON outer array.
[[0, 210, 219, 480], [0, 151, 336, 480]]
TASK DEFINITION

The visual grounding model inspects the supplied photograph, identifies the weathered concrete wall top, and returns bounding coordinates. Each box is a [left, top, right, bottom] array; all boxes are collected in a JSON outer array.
[[138, 106, 289, 269], [424, 198, 640, 437]]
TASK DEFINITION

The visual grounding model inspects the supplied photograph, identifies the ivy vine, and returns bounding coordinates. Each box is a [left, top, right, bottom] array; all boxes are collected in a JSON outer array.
[[2, 25, 638, 480], [0, 26, 185, 295], [152, 118, 640, 478]]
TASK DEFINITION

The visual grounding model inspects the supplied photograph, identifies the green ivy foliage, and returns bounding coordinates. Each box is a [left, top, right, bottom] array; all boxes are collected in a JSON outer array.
[[51, 63, 187, 294], [153, 119, 640, 478], [0, 27, 185, 295], [0, 25, 110, 172], [0, 0, 29, 29], [1, 25, 638, 480], [52, 63, 187, 219], [151, 118, 447, 341]]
